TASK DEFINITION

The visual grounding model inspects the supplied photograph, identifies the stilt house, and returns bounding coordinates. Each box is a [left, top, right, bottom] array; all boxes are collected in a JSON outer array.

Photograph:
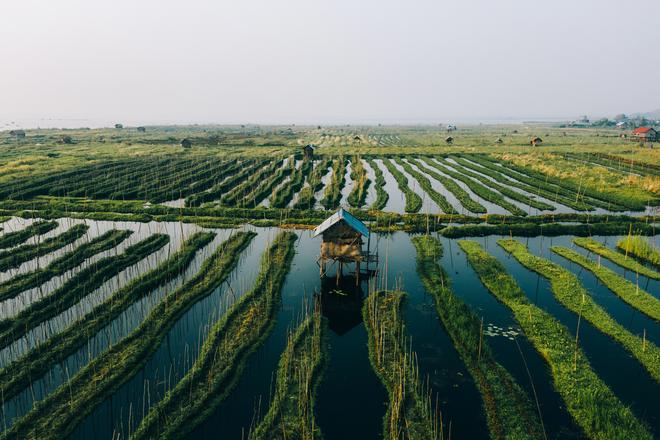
[[313, 208, 371, 282]]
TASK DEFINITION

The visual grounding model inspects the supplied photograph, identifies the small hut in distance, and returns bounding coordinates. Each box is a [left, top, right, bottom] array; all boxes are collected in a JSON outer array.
[[181, 138, 192, 148], [9, 130, 25, 139], [303, 144, 315, 160], [313, 208, 375, 284], [530, 136, 543, 146], [445, 136, 454, 145]]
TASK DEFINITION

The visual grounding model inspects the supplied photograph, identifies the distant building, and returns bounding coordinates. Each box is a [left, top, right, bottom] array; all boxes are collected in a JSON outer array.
[[495, 137, 503, 144], [137, 126, 146, 132], [181, 138, 192, 148], [9, 130, 25, 138], [114, 123, 123, 129], [447, 124, 457, 132], [353, 135, 361, 143], [631, 127, 657, 142], [445, 136, 454, 145], [530, 136, 543, 146], [303, 144, 315, 159]]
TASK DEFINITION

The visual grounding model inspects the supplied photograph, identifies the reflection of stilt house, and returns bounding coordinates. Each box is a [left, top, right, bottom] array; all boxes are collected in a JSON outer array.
[[313, 208, 377, 284]]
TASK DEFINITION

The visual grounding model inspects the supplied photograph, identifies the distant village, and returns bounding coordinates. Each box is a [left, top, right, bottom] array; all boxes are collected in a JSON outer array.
[[560, 113, 659, 131]]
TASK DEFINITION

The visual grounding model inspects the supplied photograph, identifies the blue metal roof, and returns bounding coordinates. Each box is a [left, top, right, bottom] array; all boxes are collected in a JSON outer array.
[[312, 208, 369, 238]]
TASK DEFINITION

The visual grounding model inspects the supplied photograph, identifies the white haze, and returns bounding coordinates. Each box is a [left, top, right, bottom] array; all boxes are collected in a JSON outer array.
[[1, 0, 659, 127]]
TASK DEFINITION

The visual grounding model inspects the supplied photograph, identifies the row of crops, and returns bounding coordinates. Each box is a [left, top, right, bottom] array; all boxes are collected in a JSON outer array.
[[1, 154, 656, 216], [0, 216, 657, 438]]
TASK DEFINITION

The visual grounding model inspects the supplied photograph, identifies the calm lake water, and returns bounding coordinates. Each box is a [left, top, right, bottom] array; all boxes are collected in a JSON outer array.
[[0, 217, 658, 439]]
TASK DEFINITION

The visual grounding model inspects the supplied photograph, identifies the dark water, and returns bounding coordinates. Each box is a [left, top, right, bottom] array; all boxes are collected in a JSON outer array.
[[1, 224, 658, 439], [69, 227, 274, 439], [481, 235, 660, 432]]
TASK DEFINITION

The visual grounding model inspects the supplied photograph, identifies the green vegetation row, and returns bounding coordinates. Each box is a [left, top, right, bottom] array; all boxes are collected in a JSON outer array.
[[474, 155, 634, 211], [400, 157, 479, 214], [0, 233, 170, 350], [474, 154, 621, 211], [221, 159, 284, 206], [239, 157, 294, 208], [321, 157, 347, 210], [412, 236, 543, 439], [617, 235, 660, 268], [250, 302, 325, 439], [292, 159, 332, 210], [562, 153, 660, 178], [497, 239, 660, 381], [458, 240, 653, 440], [133, 232, 296, 439], [0, 232, 215, 403], [440, 221, 655, 239], [185, 159, 268, 207], [451, 156, 592, 211], [2, 157, 244, 203], [270, 158, 313, 208], [3, 231, 256, 439], [347, 157, 371, 208], [573, 238, 659, 280], [419, 158, 526, 216], [381, 159, 422, 213], [365, 158, 389, 210], [394, 158, 461, 214], [482, 154, 658, 210], [0, 229, 133, 302], [0, 220, 58, 249], [439, 157, 555, 211], [0, 224, 88, 272], [552, 246, 660, 321], [363, 290, 440, 439], [584, 153, 660, 176]]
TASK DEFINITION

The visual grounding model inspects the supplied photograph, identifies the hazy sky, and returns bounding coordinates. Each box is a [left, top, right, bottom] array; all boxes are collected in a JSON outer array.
[[2, 0, 659, 126]]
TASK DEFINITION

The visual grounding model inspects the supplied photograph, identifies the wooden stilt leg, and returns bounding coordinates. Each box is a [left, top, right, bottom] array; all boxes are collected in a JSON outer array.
[[356, 261, 360, 286], [336, 261, 342, 286]]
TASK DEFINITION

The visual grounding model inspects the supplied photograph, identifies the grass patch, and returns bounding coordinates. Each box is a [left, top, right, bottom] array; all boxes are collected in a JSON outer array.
[[251, 300, 325, 439], [498, 239, 660, 381], [365, 158, 389, 211], [394, 157, 461, 214], [293, 158, 332, 210], [573, 238, 659, 280], [412, 236, 543, 440], [0, 229, 132, 302], [0, 232, 215, 403], [382, 159, 422, 213], [0, 223, 88, 271], [617, 235, 660, 268], [0, 220, 58, 249], [453, 156, 592, 211], [552, 246, 660, 321], [363, 290, 442, 439], [458, 240, 652, 439], [3, 231, 256, 439], [271, 158, 313, 208], [440, 222, 655, 238], [440, 157, 554, 211], [0, 233, 170, 350], [347, 156, 371, 208], [419, 157, 526, 216], [133, 232, 296, 439], [321, 157, 347, 210]]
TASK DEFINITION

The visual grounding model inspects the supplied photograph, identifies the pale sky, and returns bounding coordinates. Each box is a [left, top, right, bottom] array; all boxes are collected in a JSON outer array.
[[1, 0, 659, 127]]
